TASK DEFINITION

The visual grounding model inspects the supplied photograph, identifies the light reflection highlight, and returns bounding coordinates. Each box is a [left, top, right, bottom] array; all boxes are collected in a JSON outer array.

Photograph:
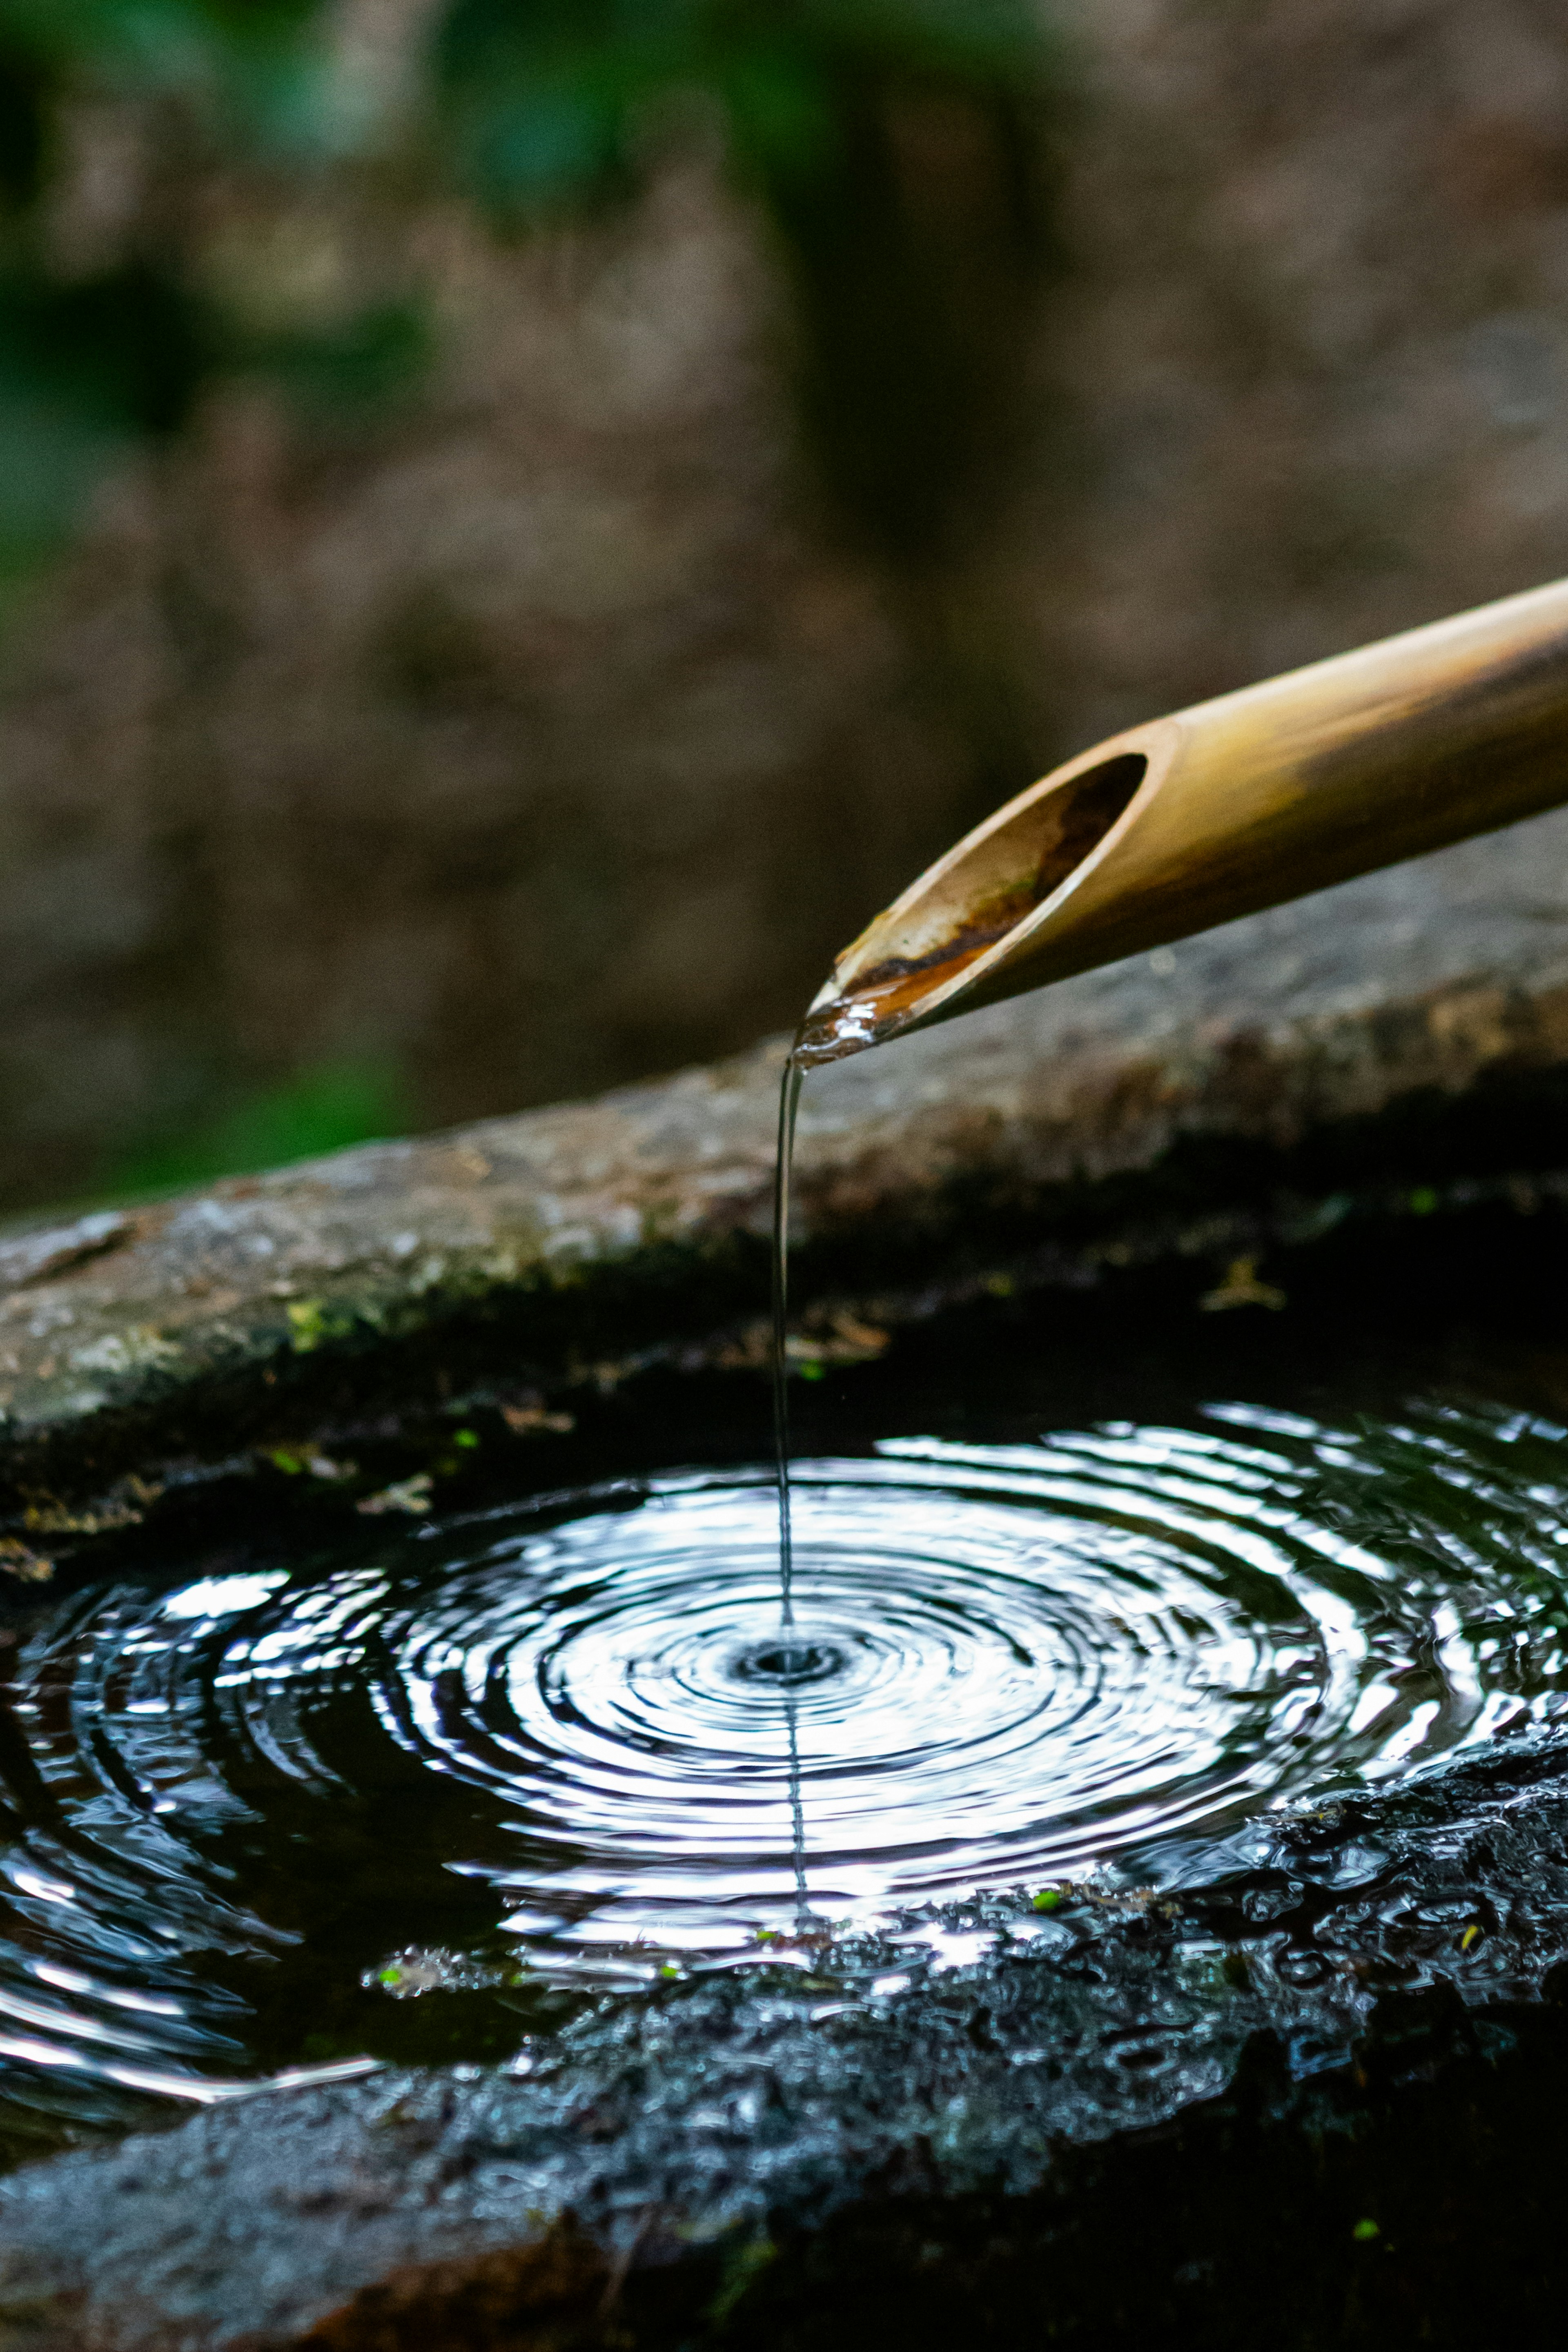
[[0, 1400, 1566, 2131]]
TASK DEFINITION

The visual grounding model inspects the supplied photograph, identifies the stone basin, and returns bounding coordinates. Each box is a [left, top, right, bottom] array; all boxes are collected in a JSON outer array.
[[3, 812, 1568, 2345], [7, 1730, 1568, 2349]]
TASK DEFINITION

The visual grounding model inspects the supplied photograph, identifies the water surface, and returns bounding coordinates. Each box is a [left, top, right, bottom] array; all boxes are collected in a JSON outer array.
[[4, 1351, 1568, 2155]]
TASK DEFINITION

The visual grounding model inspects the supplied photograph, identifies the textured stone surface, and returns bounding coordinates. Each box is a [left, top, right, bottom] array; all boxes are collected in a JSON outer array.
[[7, 1726, 1568, 2348]]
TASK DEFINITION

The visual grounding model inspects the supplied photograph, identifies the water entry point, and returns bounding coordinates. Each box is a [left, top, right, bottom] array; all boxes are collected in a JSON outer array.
[[730, 1637, 848, 1688]]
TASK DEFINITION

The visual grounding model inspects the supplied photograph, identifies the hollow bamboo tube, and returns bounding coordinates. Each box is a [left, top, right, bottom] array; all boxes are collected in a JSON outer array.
[[797, 576, 1568, 1064]]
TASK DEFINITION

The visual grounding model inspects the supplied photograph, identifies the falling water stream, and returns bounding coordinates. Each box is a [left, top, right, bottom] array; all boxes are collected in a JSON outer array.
[[768, 1054, 810, 1926]]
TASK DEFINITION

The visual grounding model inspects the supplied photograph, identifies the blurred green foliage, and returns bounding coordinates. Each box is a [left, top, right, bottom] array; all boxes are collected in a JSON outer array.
[[434, 0, 1060, 554], [0, 0, 1060, 594], [0, 0, 328, 158], [433, 0, 1046, 214], [0, 0, 423, 592], [0, 0, 1062, 1195], [107, 1057, 410, 1198]]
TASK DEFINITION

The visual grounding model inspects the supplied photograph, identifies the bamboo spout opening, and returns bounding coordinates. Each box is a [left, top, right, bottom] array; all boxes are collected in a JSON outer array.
[[798, 577, 1568, 1069], [795, 749, 1149, 1063], [969, 752, 1149, 934]]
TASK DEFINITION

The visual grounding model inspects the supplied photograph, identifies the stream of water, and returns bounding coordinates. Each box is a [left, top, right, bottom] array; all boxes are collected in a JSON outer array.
[[769, 1054, 809, 1923]]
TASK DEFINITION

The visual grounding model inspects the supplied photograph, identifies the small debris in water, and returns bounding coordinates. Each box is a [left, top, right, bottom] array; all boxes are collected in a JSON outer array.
[[1200, 1256, 1287, 1312], [501, 1399, 575, 1435], [0, 1537, 53, 1582], [267, 1445, 357, 1481], [785, 1310, 890, 1371], [365, 1947, 519, 1998], [20, 1492, 148, 1535], [713, 1322, 773, 1371], [356, 1474, 434, 1516]]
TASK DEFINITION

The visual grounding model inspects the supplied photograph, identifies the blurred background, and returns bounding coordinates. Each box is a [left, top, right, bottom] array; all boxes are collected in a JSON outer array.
[[2, 0, 1567, 1216]]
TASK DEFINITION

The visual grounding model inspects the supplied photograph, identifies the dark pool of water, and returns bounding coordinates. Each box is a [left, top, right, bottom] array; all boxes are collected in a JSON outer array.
[[4, 1290, 1568, 2153]]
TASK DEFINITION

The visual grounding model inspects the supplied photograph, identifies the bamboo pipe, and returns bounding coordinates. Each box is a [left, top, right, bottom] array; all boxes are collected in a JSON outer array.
[[796, 576, 1568, 1065]]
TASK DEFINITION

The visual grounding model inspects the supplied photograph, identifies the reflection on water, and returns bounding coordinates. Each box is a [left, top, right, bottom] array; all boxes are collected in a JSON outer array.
[[3, 1399, 1568, 2139]]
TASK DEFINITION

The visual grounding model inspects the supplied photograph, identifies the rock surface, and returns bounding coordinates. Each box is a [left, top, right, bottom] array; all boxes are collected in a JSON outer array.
[[3, 808, 1568, 1529], [7, 1727, 1568, 2348], [3, 806, 1568, 2343]]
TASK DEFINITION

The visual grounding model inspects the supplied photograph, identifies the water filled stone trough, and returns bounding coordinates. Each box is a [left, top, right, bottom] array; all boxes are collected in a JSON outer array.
[[4, 811, 1568, 2346]]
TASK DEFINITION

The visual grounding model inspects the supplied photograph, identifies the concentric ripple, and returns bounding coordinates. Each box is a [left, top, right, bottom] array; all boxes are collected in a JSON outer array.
[[4, 1398, 1568, 2129]]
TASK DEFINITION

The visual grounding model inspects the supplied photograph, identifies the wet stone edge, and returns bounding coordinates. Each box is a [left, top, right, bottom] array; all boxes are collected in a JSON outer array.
[[2, 1066, 1568, 1588], [6, 1728, 1568, 2345]]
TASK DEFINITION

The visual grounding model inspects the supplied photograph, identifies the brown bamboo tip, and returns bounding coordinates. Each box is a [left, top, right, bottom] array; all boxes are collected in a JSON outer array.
[[794, 739, 1158, 1065], [795, 577, 1568, 1068]]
